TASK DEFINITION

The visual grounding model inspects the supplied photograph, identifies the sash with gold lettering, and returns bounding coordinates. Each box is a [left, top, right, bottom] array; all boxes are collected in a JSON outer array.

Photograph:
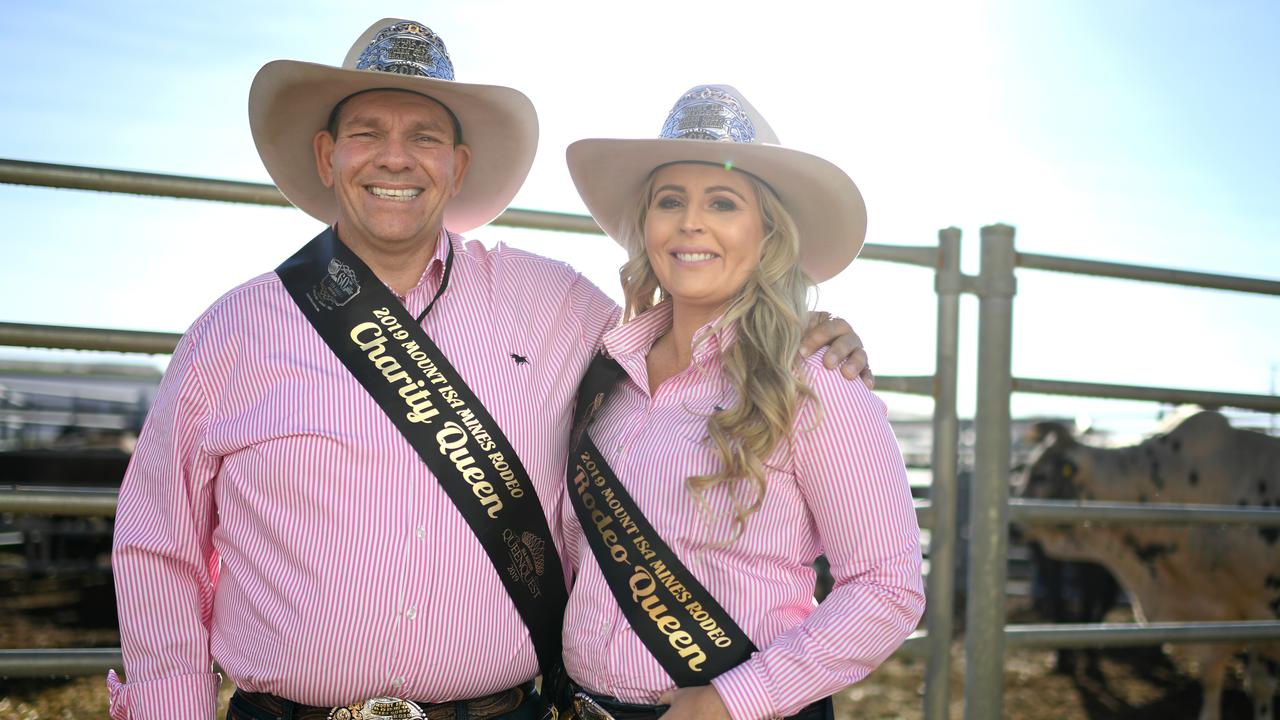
[[567, 354, 756, 686], [277, 228, 566, 677]]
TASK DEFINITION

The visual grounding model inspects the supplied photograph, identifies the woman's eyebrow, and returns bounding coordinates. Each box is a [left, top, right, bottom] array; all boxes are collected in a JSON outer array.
[[705, 185, 748, 201]]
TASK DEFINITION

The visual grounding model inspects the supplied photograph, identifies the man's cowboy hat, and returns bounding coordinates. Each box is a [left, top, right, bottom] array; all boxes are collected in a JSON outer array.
[[566, 85, 866, 283], [249, 19, 536, 233]]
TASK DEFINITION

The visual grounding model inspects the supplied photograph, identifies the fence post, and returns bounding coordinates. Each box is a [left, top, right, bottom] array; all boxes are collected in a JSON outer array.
[[923, 227, 962, 720], [964, 223, 1017, 719]]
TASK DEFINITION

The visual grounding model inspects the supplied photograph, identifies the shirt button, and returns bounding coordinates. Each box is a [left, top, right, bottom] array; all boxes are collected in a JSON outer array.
[[415, 527, 426, 539], [406, 607, 417, 620], [390, 676, 404, 688]]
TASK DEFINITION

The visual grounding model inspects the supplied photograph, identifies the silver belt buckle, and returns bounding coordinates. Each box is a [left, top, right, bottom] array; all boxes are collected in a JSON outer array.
[[328, 696, 426, 720], [571, 692, 615, 720]]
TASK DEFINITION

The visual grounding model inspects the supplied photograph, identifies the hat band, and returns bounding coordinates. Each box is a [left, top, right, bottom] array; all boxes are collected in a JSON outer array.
[[659, 87, 756, 143], [355, 21, 455, 80]]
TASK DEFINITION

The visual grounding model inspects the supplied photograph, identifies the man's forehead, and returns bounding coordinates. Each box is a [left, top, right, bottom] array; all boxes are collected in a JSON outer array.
[[332, 88, 458, 128], [338, 89, 452, 118]]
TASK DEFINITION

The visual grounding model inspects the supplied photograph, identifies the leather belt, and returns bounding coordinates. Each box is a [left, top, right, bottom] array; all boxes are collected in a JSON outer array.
[[230, 683, 530, 720], [570, 691, 664, 720], [561, 682, 832, 720]]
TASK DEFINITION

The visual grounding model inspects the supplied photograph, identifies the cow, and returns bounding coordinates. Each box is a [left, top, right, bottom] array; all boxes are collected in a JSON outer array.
[[1016, 409, 1280, 720]]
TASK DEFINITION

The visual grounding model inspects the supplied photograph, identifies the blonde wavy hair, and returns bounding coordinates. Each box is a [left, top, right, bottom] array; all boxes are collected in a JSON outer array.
[[619, 165, 816, 539]]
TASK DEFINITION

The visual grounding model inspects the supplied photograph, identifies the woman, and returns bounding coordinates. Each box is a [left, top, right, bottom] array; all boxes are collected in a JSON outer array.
[[558, 85, 924, 720]]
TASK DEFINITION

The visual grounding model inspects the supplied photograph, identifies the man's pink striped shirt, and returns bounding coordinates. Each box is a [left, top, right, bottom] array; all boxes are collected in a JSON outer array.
[[109, 231, 620, 720], [560, 303, 925, 720]]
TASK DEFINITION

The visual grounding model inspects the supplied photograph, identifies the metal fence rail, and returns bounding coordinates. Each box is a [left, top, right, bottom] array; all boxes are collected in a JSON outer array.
[[965, 225, 1016, 719], [0, 322, 181, 355], [0, 158, 937, 265], [0, 489, 943, 526], [1017, 251, 1280, 296], [27, 489, 1269, 530], [0, 158, 290, 208], [1013, 377, 1280, 413], [0, 321, 941, 401], [13, 621, 1280, 679], [1010, 499, 1280, 525], [922, 228, 962, 720], [1005, 620, 1280, 649], [0, 649, 124, 679], [0, 487, 120, 516], [0, 633, 924, 678]]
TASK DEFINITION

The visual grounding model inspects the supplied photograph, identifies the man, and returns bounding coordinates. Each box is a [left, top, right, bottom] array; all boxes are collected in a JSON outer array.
[[109, 19, 868, 720]]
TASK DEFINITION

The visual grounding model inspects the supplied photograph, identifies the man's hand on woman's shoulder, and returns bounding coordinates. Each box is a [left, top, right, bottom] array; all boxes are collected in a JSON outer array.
[[798, 311, 874, 389]]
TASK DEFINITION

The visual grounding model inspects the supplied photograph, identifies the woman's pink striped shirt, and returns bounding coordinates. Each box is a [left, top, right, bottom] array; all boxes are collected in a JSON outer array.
[[560, 303, 925, 720]]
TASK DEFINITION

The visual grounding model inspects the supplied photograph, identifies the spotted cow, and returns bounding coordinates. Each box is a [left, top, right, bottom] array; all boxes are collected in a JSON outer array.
[[1017, 410, 1280, 720]]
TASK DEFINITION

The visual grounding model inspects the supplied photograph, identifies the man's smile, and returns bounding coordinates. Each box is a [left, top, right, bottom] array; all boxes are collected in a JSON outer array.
[[365, 185, 423, 201]]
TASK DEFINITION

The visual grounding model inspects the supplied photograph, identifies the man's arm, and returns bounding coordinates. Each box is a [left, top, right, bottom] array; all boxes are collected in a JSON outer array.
[[798, 311, 873, 387], [109, 328, 222, 720]]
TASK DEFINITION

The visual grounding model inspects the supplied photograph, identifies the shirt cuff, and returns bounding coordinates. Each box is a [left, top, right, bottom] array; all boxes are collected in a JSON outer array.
[[107, 668, 221, 720], [711, 659, 776, 720]]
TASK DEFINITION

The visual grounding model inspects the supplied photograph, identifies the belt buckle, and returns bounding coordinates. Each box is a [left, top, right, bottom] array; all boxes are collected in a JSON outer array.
[[571, 692, 615, 720], [328, 697, 426, 720]]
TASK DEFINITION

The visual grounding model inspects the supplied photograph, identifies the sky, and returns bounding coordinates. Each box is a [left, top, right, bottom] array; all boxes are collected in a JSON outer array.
[[1, 0, 1277, 435]]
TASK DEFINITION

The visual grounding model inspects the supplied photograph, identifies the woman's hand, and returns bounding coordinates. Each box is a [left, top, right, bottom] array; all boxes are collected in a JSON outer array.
[[657, 685, 732, 720], [798, 311, 873, 388]]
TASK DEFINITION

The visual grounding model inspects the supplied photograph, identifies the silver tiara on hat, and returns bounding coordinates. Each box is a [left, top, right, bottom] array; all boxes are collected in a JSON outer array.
[[659, 85, 757, 143], [355, 21, 455, 80]]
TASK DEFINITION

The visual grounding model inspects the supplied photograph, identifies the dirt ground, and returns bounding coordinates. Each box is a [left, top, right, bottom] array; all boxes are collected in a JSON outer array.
[[0, 589, 1263, 720]]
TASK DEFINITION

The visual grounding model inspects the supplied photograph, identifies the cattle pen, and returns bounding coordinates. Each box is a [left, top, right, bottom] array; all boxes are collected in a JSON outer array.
[[1, 157, 1279, 719]]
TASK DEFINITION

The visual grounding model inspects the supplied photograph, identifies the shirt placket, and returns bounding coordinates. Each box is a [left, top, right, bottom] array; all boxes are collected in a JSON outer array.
[[378, 255, 442, 695], [601, 382, 652, 690], [372, 467, 426, 695], [616, 373, 701, 693]]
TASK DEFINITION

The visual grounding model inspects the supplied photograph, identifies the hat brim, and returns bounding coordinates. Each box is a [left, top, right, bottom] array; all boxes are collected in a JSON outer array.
[[249, 59, 537, 233], [566, 138, 866, 283]]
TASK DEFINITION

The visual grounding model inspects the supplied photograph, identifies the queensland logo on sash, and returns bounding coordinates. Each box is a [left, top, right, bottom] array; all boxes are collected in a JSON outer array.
[[503, 528, 546, 597], [307, 258, 361, 311]]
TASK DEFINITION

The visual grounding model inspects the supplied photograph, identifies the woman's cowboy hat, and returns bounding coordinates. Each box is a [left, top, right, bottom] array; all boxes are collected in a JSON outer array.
[[566, 85, 866, 283], [249, 19, 536, 233]]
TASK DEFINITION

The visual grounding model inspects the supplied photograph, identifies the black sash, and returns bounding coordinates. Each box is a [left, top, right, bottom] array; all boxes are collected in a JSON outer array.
[[277, 228, 567, 677], [567, 354, 756, 686]]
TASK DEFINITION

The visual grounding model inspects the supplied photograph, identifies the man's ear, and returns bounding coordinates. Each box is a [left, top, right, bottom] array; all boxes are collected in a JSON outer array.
[[314, 130, 336, 188], [450, 143, 473, 196]]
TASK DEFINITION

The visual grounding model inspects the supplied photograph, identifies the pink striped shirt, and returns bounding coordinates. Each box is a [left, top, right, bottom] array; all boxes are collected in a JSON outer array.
[[109, 230, 620, 720], [560, 303, 924, 720]]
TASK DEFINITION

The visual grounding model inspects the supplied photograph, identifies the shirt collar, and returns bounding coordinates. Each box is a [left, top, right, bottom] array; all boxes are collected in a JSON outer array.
[[602, 301, 738, 367], [692, 313, 737, 364], [389, 229, 453, 300]]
